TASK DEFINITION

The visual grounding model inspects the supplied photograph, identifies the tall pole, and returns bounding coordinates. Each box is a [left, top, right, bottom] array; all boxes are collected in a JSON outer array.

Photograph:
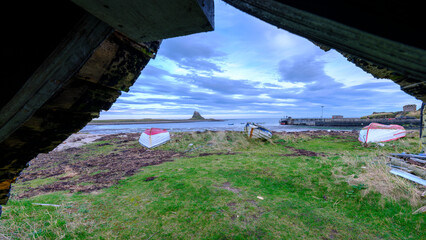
[[321, 106, 324, 119]]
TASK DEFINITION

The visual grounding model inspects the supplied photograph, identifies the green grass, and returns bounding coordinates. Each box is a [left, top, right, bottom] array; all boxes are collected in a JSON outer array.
[[1, 131, 424, 239]]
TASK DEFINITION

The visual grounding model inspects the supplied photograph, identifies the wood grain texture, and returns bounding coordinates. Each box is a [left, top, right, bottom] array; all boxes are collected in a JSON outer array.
[[0, 32, 160, 205], [0, 14, 113, 143], [71, 0, 214, 42]]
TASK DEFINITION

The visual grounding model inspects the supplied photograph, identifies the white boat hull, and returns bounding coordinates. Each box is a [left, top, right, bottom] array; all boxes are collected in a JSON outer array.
[[358, 123, 406, 143], [139, 128, 170, 148], [245, 123, 272, 140]]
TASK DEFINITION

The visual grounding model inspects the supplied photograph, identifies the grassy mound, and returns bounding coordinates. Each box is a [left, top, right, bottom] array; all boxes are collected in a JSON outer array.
[[1, 131, 424, 239], [361, 110, 421, 119]]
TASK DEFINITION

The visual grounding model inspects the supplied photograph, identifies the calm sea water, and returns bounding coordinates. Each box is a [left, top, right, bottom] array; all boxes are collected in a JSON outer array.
[[80, 118, 360, 134]]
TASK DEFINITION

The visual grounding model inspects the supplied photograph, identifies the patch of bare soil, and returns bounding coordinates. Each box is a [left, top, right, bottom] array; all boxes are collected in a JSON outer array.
[[198, 152, 238, 157], [218, 182, 241, 193], [14, 134, 181, 199], [274, 137, 327, 157], [282, 146, 327, 157]]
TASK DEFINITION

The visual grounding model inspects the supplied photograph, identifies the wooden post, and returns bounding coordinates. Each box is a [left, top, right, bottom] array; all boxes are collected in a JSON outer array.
[[421, 102, 426, 153]]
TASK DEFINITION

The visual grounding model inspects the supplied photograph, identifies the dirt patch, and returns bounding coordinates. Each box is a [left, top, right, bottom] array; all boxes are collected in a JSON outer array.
[[274, 141, 326, 157], [14, 135, 181, 199], [322, 229, 339, 240], [218, 182, 241, 193], [281, 146, 327, 157], [198, 152, 238, 157], [144, 176, 158, 182]]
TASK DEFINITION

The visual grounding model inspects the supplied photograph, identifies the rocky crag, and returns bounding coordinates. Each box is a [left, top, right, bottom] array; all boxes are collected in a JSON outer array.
[[190, 111, 205, 120]]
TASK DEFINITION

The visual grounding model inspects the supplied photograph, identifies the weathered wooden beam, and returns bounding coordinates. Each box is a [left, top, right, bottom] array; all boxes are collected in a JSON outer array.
[[390, 153, 426, 160], [71, 0, 214, 42], [390, 168, 426, 186], [388, 156, 426, 178], [0, 14, 113, 143], [421, 103, 426, 153], [75, 32, 154, 92], [0, 32, 160, 206], [224, 0, 426, 100]]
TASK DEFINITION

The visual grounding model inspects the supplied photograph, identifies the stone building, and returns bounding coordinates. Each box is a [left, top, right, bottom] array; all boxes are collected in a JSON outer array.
[[403, 104, 417, 112]]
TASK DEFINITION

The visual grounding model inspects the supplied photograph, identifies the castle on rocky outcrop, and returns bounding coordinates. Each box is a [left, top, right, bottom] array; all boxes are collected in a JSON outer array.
[[190, 111, 205, 120], [403, 104, 417, 112]]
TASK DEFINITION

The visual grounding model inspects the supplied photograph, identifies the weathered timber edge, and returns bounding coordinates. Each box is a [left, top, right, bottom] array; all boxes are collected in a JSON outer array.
[[0, 32, 160, 205]]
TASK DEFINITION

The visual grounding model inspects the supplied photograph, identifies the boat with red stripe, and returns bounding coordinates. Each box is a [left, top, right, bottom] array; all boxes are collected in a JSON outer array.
[[139, 128, 171, 148]]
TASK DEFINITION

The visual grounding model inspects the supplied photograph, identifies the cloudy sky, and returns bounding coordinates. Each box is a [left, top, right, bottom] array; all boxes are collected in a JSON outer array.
[[98, 0, 421, 120]]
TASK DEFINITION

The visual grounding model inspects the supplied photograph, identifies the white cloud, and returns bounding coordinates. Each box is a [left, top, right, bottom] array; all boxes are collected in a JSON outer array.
[[97, 0, 421, 120]]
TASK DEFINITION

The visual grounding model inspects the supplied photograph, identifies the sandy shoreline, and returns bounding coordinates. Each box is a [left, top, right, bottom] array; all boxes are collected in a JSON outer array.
[[53, 133, 106, 151]]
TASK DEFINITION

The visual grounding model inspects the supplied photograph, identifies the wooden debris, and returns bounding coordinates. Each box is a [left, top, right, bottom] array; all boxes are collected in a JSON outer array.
[[390, 153, 426, 160], [389, 169, 426, 186], [32, 203, 62, 207], [388, 153, 426, 186], [409, 157, 426, 164], [388, 156, 426, 178], [412, 206, 426, 214]]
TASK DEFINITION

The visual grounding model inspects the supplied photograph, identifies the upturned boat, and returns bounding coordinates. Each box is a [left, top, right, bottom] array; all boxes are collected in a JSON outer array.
[[358, 123, 406, 143], [244, 123, 272, 140], [139, 128, 171, 148]]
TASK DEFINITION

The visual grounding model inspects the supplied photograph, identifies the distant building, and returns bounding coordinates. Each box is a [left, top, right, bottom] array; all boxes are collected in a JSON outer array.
[[332, 115, 343, 119], [403, 104, 416, 112]]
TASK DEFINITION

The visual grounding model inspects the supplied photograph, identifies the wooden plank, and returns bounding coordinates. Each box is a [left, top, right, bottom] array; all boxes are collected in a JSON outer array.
[[421, 102, 426, 153], [388, 157, 426, 178], [71, 0, 214, 42], [390, 168, 426, 186], [410, 158, 426, 165], [0, 14, 113, 143], [390, 153, 426, 160]]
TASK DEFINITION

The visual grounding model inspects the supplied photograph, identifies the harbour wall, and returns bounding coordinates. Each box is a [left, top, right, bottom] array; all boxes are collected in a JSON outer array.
[[286, 118, 420, 127]]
